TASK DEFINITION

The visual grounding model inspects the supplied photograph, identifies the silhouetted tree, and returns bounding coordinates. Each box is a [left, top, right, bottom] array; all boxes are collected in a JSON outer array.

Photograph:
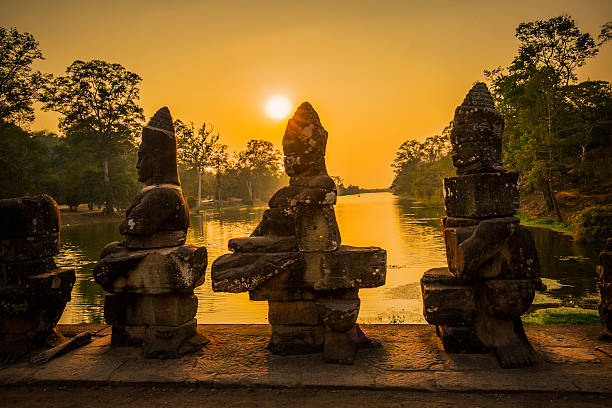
[[0, 27, 48, 125], [175, 119, 219, 212], [39, 60, 144, 213]]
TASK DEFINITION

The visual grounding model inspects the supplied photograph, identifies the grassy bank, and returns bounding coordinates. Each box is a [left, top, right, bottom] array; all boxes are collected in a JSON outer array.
[[522, 307, 600, 325]]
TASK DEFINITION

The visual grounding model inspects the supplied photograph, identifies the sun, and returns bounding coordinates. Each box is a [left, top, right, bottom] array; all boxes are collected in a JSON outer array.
[[265, 96, 292, 120]]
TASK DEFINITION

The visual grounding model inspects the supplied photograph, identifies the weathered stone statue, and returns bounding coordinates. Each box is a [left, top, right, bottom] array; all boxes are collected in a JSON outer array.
[[420, 83, 544, 368], [94, 107, 208, 358], [212, 102, 386, 364], [598, 238, 612, 339], [0, 195, 75, 362]]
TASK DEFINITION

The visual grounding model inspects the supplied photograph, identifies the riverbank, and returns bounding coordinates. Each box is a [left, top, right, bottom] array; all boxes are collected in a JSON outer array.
[[2, 324, 612, 407], [59, 202, 268, 228]]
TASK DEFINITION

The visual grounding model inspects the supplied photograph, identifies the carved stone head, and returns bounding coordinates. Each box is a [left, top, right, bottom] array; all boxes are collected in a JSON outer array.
[[283, 102, 329, 177], [137, 107, 180, 186], [450, 83, 505, 174]]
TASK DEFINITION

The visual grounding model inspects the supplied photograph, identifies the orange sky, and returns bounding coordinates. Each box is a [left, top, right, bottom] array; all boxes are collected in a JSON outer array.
[[2, 0, 611, 187]]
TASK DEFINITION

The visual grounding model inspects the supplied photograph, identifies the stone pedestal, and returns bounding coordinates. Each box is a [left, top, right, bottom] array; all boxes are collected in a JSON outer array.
[[598, 239, 612, 338], [93, 107, 209, 358], [420, 83, 543, 368], [212, 102, 386, 364], [0, 195, 75, 362]]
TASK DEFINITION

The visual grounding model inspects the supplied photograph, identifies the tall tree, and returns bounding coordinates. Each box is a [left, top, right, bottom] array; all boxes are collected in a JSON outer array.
[[208, 143, 229, 203], [39, 60, 144, 213], [175, 120, 219, 212], [0, 27, 48, 125], [486, 16, 610, 221], [235, 140, 282, 202]]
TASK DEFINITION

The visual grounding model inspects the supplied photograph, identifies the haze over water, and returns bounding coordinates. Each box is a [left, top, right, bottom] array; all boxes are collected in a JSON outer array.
[[57, 193, 599, 325]]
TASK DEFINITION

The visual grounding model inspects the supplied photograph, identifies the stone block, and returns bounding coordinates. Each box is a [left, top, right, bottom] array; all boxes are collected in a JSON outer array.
[[249, 271, 316, 301], [0, 304, 66, 336], [0, 233, 59, 262], [420, 267, 475, 326], [479, 279, 536, 320], [124, 230, 187, 249], [268, 300, 320, 325], [294, 205, 340, 252], [597, 249, 612, 283], [0, 257, 57, 285], [267, 324, 324, 355], [436, 325, 487, 354], [315, 298, 360, 332], [323, 327, 357, 364], [0, 194, 60, 239], [303, 246, 387, 290], [94, 244, 207, 294], [111, 325, 145, 346], [0, 268, 75, 316], [443, 172, 519, 218], [269, 186, 336, 208], [444, 218, 539, 279], [143, 319, 208, 359], [251, 208, 295, 237], [212, 252, 304, 293], [104, 294, 197, 326], [599, 282, 612, 336], [228, 236, 297, 253]]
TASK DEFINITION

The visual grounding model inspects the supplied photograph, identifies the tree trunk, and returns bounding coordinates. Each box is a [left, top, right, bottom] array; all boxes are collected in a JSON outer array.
[[216, 172, 222, 207], [548, 179, 564, 223], [102, 157, 113, 215], [196, 165, 202, 213], [246, 179, 253, 201]]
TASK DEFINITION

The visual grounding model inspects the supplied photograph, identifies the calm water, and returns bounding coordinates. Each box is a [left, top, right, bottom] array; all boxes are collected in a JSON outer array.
[[57, 192, 600, 324]]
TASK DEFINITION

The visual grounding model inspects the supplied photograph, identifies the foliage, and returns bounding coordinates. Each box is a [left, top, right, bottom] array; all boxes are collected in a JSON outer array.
[[390, 129, 454, 202], [0, 123, 51, 197], [175, 120, 219, 170], [175, 119, 220, 210], [0, 27, 48, 124], [39, 59, 144, 213], [234, 140, 283, 202], [486, 16, 612, 221], [522, 307, 600, 325], [572, 205, 612, 249]]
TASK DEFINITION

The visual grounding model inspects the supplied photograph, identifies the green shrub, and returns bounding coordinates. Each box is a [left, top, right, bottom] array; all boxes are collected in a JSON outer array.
[[572, 205, 612, 249]]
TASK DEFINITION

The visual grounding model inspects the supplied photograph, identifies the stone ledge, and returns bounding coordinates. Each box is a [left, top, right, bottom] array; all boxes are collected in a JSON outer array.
[[0, 324, 610, 393]]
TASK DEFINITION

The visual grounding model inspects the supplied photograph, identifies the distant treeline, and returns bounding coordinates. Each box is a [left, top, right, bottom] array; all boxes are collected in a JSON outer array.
[[0, 27, 287, 211], [391, 16, 612, 219]]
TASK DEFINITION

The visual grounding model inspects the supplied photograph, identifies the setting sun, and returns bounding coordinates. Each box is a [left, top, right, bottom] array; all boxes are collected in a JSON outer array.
[[265, 95, 292, 120]]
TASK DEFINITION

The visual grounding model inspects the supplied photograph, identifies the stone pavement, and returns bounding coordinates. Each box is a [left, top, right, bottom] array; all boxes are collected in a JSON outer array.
[[1, 324, 611, 394]]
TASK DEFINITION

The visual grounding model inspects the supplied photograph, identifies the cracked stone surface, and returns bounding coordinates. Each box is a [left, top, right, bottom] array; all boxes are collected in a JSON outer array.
[[0, 324, 611, 393]]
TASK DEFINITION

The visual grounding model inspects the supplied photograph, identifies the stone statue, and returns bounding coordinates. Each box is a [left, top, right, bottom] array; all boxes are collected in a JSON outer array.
[[420, 83, 544, 368], [598, 238, 612, 339], [0, 195, 75, 362], [94, 107, 208, 358], [212, 102, 386, 364]]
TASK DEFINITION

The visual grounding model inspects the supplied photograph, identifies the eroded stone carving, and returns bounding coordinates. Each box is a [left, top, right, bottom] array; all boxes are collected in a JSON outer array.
[[211, 102, 386, 364], [0, 195, 75, 362], [420, 83, 544, 368], [598, 238, 612, 339], [94, 107, 208, 358]]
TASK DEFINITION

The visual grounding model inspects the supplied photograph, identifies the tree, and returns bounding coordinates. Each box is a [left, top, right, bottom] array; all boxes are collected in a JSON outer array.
[[175, 120, 219, 212], [235, 140, 282, 202], [208, 143, 229, 203], [390, 129, 453, 201], [486, 16, 611, 221], [39, 60, 144, 213], [0, 27, 48, 125]]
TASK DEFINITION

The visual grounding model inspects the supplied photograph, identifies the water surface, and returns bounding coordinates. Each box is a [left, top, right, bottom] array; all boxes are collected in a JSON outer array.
[[57, 192, 599, 324]]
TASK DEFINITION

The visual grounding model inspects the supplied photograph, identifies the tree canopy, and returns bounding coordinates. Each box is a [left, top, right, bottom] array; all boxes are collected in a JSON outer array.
[[0, 27, 47, 124]]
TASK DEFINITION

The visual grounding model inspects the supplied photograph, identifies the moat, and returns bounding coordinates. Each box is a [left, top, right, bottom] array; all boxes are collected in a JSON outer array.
[[56, 192, 600, 325]]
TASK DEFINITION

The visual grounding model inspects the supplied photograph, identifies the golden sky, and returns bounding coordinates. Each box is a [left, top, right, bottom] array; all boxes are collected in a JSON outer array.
[[2, 0, 611, 187]]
